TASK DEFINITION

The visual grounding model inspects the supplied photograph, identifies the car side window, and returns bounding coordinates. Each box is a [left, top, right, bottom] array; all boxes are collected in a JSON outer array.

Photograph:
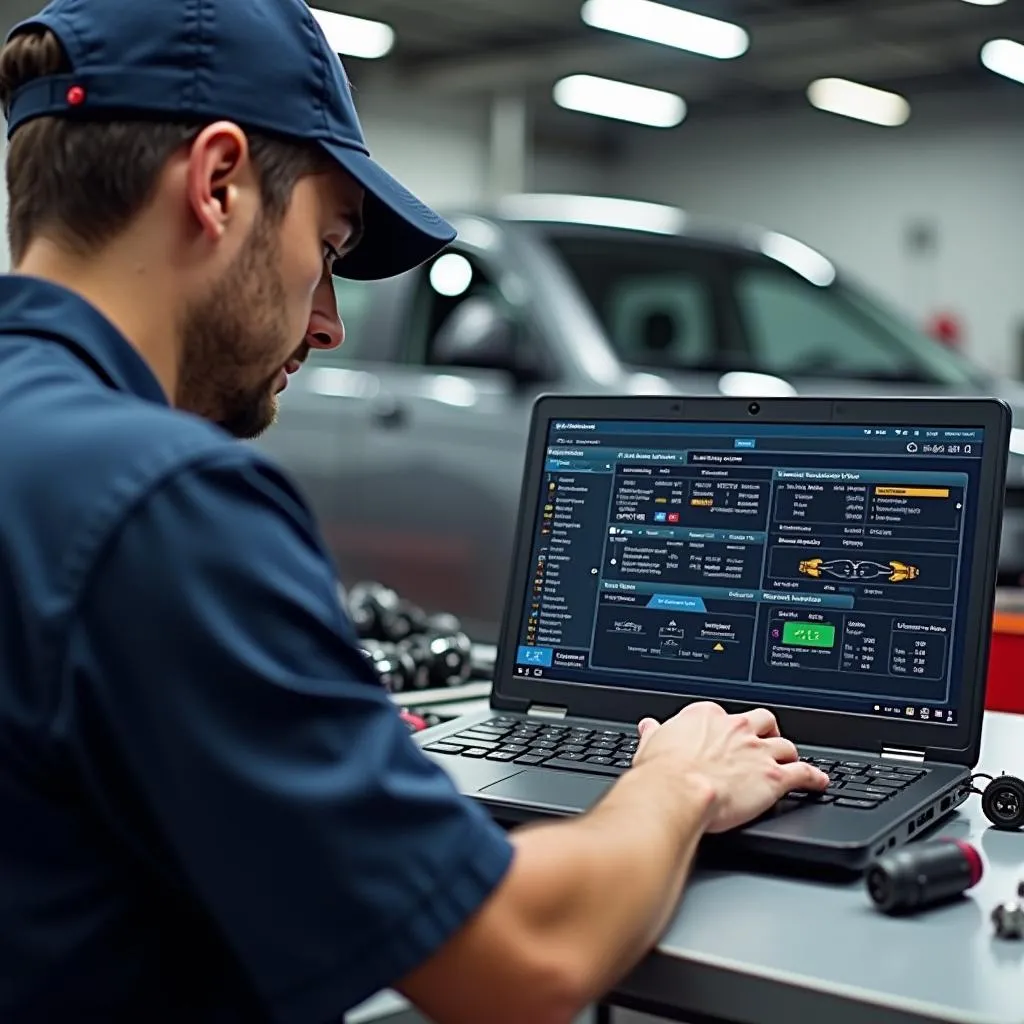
[[305, 277, 377, 367], [604, 274, 715, 370], [737, 269, 911, 379]]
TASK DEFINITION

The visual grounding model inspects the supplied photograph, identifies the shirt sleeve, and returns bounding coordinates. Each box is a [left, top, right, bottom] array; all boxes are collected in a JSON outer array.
[[61, 449, 514, 1023]]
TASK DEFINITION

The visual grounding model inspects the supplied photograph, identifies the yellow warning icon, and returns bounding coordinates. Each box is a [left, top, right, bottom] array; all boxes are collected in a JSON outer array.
[[713, 643, 725, 652]]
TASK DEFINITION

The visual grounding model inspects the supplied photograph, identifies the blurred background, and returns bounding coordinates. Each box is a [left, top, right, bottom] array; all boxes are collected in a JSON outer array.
[[5, 0, 1024, 639]]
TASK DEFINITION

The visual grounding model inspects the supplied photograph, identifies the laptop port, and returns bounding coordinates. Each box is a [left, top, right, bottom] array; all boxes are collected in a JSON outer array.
[[908, 820, 915, 835], [941, 796, 951, 812]]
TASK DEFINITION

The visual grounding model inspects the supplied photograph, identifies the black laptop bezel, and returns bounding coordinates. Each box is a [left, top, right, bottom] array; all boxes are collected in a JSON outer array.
[[491, 395, 1010, 768]]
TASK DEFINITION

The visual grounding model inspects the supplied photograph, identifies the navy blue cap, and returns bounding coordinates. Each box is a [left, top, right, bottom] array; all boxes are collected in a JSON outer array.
[[4, 0, 456, 281]]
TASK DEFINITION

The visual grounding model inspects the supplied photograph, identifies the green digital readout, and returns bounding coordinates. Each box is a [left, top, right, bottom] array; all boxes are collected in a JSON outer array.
[[781, 622, 836, 649]]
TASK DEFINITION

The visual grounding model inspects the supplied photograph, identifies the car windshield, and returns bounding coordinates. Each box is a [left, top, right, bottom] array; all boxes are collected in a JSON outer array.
[[545, 231, 985, 388]]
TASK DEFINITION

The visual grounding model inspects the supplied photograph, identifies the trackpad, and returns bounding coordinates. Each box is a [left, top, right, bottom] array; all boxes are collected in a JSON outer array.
[[481, 769, 613, 812]]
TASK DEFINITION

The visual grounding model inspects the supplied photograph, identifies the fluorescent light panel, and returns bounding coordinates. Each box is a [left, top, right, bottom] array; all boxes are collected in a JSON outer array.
[[310, 7, 395, 59], [581, 0, 749, 59], [962, 0, 1006, 6], [807, 77, 910, 127], [554, 74, 686, 128], [981, 39, 1024, 84]]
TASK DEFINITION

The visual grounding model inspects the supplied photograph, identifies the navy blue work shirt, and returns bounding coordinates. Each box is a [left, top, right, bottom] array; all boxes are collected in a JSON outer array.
[[0, 276, 514, 1023]]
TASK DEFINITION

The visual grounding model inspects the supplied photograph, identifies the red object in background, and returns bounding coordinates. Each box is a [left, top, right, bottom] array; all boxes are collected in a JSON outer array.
[[926, 312, 963, 349], [987, 614, 1024, 714], [399, 710, 428, 732]]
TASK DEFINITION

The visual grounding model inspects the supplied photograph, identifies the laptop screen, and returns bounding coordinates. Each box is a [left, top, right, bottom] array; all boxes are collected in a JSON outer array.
[[513, 418, 988, 728]]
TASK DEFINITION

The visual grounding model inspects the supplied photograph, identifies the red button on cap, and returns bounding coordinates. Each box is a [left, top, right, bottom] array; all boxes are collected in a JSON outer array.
[[66, 85, 86, 106]]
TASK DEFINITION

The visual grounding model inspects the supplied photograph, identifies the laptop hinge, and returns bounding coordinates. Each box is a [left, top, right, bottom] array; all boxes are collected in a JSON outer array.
[[881, 746, 926, 764], [527, 704, 568, 720]]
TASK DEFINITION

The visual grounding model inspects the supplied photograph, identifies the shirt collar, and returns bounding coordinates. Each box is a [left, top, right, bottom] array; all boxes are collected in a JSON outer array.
[[0, 275, 169, 406]]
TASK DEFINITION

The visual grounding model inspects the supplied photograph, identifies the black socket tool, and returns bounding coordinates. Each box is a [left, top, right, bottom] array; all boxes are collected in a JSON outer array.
[[866, 839, 983, 915]]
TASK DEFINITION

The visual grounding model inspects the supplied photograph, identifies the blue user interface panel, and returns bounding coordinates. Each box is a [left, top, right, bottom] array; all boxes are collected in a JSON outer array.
[[514, 420, 988, 725]]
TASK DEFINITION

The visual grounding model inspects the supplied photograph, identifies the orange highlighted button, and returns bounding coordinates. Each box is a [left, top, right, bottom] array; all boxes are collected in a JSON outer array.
[[874, 487, 950, 498]]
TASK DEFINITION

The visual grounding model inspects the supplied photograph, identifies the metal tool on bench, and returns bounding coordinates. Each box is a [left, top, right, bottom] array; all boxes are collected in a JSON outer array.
[[346, 581, 494, 695]]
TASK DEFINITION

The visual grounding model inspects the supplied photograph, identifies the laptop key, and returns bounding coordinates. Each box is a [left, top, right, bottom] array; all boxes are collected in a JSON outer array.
[[498, 744, 529, 754], [557, 744, 588, 754], [866, 770, 910, 785], [613, 759, 633, 769], [866, 779, 904, 791], [453, 738, 499, 750], [423, 742, 466, 755], [542, 757, 626, 778], [841, 784, 891, 800], [514, 754, 547, 766], [486, 751, 518, 762], [835, 797, 881, 809], [587, 756, 614, 766], [460, 748, 490, 758], [558, 751, 588, 761]]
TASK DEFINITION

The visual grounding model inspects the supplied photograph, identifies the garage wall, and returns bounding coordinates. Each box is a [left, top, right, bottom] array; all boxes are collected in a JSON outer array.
[[355, 91, 618, 206], [608, 89, 1024, 377]]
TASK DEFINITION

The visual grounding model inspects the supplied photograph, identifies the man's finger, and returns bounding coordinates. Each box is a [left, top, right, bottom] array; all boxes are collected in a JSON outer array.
[[742, 707, 781, 738], [779, 761, 830, 792], [635, 717, 660, 756], [763, 736, 799, 764]]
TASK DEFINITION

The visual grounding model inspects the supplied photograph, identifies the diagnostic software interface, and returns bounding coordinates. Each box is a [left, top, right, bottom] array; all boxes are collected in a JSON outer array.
[[514, 419, 987, 726]]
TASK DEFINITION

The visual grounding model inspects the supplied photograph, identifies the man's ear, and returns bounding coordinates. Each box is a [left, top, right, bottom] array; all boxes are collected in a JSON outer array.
[[185, 121, 253, 242]]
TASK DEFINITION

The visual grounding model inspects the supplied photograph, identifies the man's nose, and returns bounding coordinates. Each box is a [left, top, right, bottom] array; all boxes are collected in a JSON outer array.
[[307, 271, 345, 350]]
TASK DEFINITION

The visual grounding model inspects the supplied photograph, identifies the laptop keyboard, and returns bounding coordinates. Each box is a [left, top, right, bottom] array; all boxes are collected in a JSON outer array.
[[424, 716, 638, 772], [424, 717, 929, 809]]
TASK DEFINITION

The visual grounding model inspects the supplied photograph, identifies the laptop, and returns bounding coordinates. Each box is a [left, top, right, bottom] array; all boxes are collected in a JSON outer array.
[[417, 396, 1010, 871]]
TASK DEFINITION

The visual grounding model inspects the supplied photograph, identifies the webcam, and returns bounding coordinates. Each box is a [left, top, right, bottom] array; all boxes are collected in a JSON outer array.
[[748, 402, 761, 416]]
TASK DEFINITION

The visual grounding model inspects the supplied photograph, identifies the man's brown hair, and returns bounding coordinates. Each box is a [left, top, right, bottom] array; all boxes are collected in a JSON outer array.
[[0, 28, 331, 263]]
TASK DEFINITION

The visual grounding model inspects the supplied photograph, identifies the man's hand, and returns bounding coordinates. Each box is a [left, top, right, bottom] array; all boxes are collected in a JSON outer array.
[[632, 701, 829, 833]]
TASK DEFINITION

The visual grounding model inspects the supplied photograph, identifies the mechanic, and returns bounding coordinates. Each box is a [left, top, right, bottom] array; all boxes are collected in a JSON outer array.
[[0, 1, 828, 1022]]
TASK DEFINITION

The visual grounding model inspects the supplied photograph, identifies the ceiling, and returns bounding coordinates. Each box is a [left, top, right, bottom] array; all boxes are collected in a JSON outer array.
[[325, 0, 1024, 130]]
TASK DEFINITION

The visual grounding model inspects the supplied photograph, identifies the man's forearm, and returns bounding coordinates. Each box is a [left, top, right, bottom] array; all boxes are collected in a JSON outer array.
[[508, 765, 716, 1001]]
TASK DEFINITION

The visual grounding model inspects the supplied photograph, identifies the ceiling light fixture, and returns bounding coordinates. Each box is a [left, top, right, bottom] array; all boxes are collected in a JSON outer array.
[[962, 0, 1006, 6], [553, 74, 686, 128], [807, 77, 911, 127], [981, 39, 1024, 84], [310, 7, 395, 59], [581, 0, 749, 59]]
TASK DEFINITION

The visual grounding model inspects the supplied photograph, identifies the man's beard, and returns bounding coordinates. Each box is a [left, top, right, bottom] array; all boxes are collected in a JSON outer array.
[[176, 213, 293, 439]]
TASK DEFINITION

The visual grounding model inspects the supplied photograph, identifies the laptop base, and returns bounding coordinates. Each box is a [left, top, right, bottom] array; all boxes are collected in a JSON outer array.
[[421, 710, 971, 872]]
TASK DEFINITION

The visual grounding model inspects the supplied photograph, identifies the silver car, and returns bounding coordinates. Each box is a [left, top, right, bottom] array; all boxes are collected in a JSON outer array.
[[259, 194, 1024, 641]]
